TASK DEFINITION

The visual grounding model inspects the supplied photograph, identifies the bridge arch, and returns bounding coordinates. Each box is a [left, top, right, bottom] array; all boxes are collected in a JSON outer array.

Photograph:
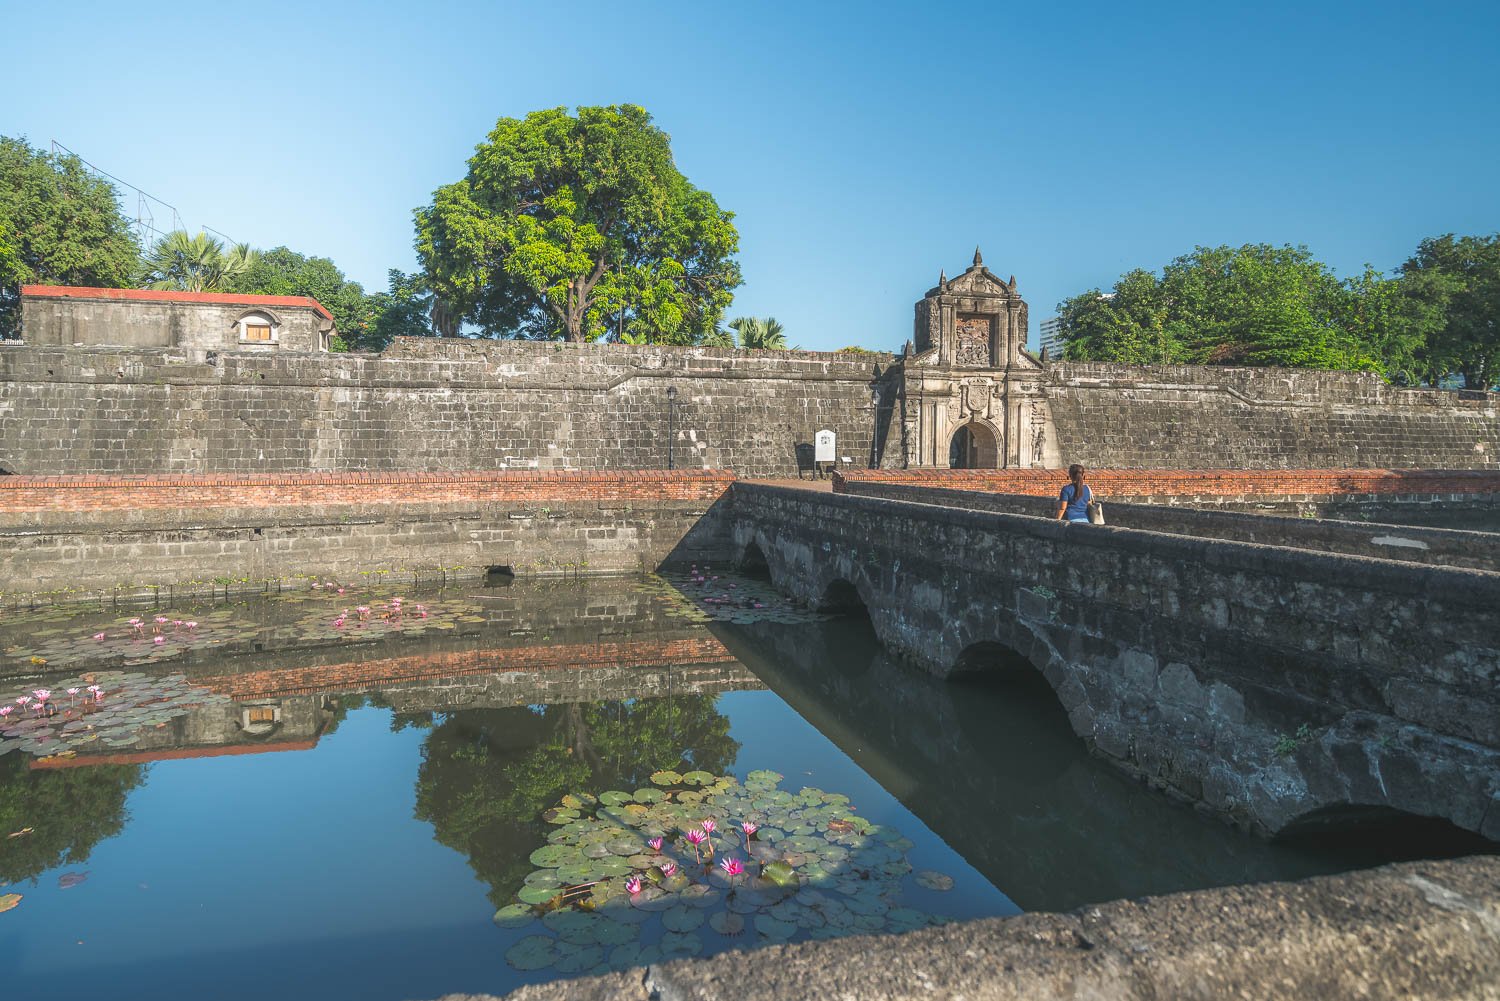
[[817, 577, 868, 614]]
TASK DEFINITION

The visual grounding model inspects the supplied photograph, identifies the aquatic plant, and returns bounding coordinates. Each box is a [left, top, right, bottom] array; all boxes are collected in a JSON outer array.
[[494, 769, 952, 977]]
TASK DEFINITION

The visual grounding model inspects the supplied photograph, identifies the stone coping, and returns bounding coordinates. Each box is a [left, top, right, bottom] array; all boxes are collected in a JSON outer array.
[[433, 855, 1500, 1001], [836, 467, 1500, 498]]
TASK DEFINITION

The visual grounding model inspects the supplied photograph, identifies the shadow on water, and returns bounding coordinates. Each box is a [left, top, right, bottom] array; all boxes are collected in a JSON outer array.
[[711, 603, 1497, 913]]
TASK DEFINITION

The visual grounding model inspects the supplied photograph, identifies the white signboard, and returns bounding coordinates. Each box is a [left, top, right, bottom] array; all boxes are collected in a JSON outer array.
[[814, 429, 836, 463]]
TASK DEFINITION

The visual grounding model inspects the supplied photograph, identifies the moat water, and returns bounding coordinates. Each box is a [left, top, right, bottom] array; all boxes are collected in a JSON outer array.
[[0, 573, 1491, 1001]]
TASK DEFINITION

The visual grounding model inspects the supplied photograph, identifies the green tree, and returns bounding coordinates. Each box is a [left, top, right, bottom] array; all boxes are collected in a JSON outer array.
[[1059, 245, 1377, 371], [228, 245, 374, 350], [0, 755, 145, 885], [728, 316, 787, 350], [699, 324, 736, 348], [1402, 234, 1500, 389], [416, 105, 742, 343], [364, 269, 441, 350], [0, 136, 139, 337], [137, 230, 258, 293]]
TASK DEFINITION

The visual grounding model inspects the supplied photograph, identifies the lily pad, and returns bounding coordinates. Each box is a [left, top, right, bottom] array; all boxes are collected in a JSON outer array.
[[493, 904, 536, 928], [661, 904, 705, 932], [708, 911, 745, 935], [0, 893, 19, 913], [517, 884, 561, 905], [505, 935, 558, 971], [555, 943, 605, 973], [762, 860, 798, 888], [650, 770, 683, 786], [682, 770, 714, 786], [754, 914, 797, 940], [915, 870, 954, 891], [529, 845, 572, 868], [659, 931, 703, 958], [598, 790, 633, 807]]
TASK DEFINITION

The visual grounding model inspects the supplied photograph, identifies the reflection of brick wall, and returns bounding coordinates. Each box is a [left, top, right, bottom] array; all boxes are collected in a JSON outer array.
[[194, 636, 740, 699], [836, 467, 1500, 501], [0, 469, 735, 513]]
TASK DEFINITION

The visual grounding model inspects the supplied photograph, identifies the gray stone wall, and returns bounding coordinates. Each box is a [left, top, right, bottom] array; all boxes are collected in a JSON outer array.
[[0, 496, 731, 604], [0, 339, 896, 477], [1047, 361, 1500, 469], [20, 293, 328, 353], [727, 485, 1500, 839]]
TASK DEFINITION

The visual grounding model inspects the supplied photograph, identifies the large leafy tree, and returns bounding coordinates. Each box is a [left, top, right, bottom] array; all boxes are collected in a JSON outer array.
[[228, 246, 375, 349], [0, 136, 139, 337], [1059, 244, 1378, 371], [1402, 234, 1500, 389], [416, 105, 741, 343], [137, 230, 257, 293]]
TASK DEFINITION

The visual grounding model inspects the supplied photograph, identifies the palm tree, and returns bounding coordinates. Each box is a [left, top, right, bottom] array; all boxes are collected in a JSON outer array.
[[136, 231, 259, 292], [728, 316, 787, 350]]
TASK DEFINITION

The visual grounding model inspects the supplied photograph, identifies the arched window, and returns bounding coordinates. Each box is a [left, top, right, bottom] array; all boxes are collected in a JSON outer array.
[[237, 310, 279, 344]]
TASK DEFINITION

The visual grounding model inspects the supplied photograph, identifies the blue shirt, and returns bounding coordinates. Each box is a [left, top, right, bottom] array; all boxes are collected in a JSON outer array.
[[1060, 483, 1092, 521]]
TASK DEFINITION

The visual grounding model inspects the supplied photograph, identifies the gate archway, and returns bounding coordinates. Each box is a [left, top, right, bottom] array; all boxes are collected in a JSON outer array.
[[949, 421, 1000, 468]]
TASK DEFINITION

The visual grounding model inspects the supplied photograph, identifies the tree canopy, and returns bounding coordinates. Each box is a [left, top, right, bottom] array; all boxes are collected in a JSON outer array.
[[416, 105, 741, 343], [1401, 234, 1500, 389], [0, 755, 145, 885], [0, 136, 138, 337], [1050, 240, 1499, 385]]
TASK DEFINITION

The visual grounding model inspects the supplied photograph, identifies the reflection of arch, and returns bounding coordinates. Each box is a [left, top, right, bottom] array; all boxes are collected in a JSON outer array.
[[949, 420, 1000, 469], [951, 640, 1038, 681], [1276, 803, 1499, 851]]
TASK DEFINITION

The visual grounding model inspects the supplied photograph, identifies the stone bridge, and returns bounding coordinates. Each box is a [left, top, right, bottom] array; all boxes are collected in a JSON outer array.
[[725, 484, 1500, 840]]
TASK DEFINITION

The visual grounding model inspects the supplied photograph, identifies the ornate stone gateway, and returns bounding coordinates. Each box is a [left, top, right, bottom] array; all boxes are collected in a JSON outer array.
[[886, 249, 1059, 469]]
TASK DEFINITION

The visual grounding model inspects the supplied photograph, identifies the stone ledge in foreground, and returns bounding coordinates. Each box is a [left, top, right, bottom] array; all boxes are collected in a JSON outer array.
[[425, 854, 1500, 1001]]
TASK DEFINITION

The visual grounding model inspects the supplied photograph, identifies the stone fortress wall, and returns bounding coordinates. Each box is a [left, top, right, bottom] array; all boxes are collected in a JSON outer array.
[[1, 336, 1498, 478]]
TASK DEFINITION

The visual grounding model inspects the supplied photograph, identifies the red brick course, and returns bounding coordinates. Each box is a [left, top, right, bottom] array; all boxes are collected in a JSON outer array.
[[834, 468, 1500, 500], [0, 469, 737, 513], [29, 739, 318, 770], [20, 284, 335, 322]]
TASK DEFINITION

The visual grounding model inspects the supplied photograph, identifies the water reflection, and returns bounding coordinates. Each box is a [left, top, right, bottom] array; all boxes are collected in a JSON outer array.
[[0, 755, 143, 885], [714, 612, 1495, 911], [413, 697, 739, 908]]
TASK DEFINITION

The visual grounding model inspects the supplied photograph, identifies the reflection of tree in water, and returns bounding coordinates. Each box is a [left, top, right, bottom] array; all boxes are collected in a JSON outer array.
[[0, 754, 145, 885], [414, 695, 738, 907]]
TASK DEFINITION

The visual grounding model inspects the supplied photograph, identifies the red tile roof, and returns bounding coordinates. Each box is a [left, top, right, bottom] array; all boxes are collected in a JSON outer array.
[[20, 284, 334, 322]]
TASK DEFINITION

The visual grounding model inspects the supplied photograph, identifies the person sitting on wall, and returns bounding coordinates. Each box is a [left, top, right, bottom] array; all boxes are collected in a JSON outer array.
[[1055, 464, 1096, 524]]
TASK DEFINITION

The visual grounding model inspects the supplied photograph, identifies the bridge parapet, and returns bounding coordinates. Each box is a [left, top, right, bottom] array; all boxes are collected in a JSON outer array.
[[728, 483, 1500, 839]]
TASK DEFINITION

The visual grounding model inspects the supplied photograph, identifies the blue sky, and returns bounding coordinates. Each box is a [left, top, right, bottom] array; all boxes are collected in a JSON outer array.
[[4, 0, 1497, 351]]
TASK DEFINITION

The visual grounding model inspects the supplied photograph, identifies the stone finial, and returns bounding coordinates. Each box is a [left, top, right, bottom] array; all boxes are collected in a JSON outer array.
[[1008, 274, 1017, 290], [973, 247, 983, 267], [903, 339, 915, 357], [938, 268, 947, 288]]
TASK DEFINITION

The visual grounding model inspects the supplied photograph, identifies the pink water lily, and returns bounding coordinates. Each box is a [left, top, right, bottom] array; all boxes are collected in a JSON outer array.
[[86, 685, 103, 702], [16, 696, 32, 707], [33, 690, 51, 702], [185, 622, 198, 631], [741, 821, 758, 838], [625, 875, 643, 895], [93, 632, 107, 641], [718, 856, 744, 877], [0, 706, 11, 718], [658, 861, 678, 878], [153, 636, 165, 645], [684, 829, 707, 846], [647, 837, 663, 852], [700, 818, 717, 834]]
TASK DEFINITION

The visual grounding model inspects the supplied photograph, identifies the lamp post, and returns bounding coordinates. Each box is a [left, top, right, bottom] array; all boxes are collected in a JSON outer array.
[[666, 385, 678, 470], [868, 382, 882, 469]]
